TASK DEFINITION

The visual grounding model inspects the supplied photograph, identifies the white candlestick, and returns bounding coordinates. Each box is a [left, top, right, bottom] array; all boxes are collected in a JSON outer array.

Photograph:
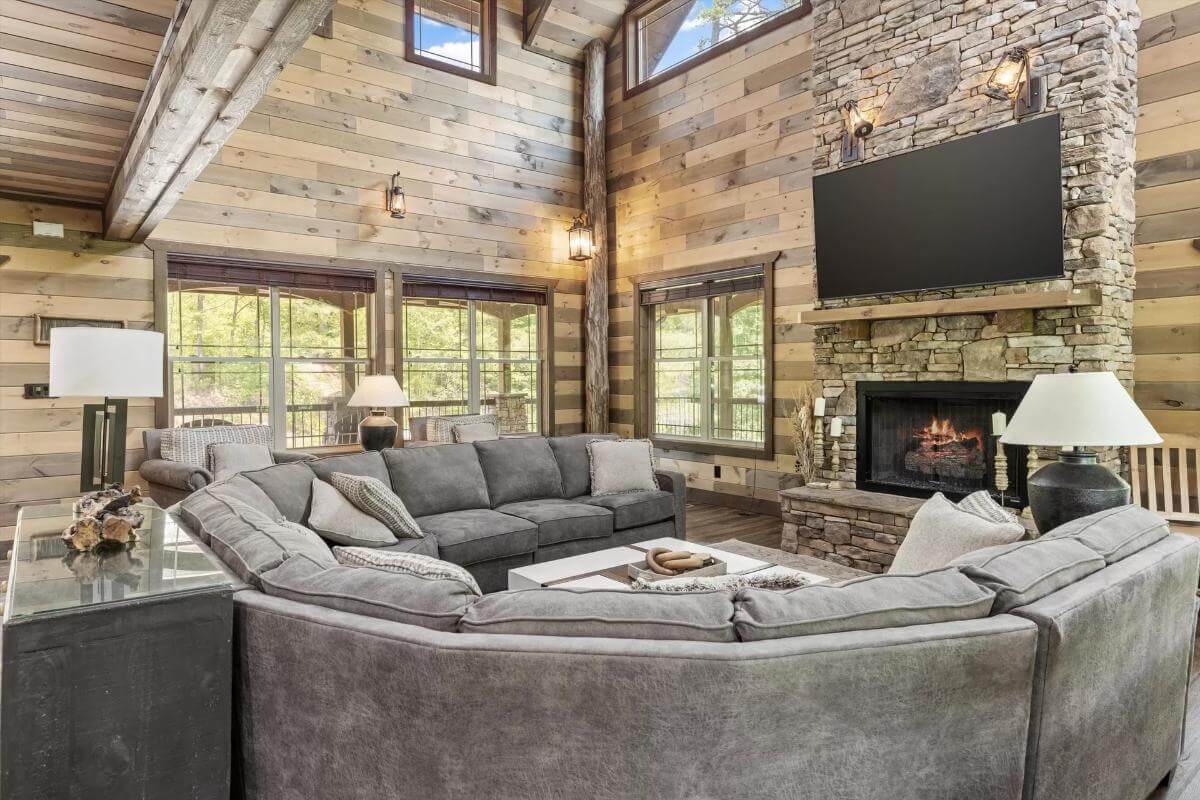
[[829, 417, 843, 437], [992, 411, 1007, 436], [813, 397, 825, 417]]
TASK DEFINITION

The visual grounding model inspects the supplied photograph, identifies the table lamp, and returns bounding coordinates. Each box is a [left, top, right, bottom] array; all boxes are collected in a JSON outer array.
[[1000, 371, 1161, 533], [49, 328, 164, 492], [347, 375, 409, 451]]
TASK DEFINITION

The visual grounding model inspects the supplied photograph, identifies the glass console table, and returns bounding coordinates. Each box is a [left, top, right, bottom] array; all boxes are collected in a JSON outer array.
[[1, 501, 235, 799]]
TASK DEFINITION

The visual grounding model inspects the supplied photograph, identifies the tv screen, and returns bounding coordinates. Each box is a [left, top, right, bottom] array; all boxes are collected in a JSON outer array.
[[812, 113, 1064, 300]]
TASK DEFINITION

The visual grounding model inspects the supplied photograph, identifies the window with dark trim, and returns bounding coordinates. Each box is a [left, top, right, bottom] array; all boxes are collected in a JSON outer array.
[[405, 0, 497, 85], [639, 264, 773, 457], [400, 278, 547, 434], [623, 0, 811, 97], [166, 257, 375, 450]]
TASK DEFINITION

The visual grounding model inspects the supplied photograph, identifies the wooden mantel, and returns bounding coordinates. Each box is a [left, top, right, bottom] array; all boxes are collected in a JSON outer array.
[[800, 287, 1102, 324]]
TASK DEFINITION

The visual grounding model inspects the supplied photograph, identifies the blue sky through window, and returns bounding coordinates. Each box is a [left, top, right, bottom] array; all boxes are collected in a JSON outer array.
[[641, 0, 792, 80], [414, 0, 482, 72]]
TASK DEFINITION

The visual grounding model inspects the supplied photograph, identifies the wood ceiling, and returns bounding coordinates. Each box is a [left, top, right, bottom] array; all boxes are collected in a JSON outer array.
[[525, 0, 626, 64], [0, 0, 173, 207]]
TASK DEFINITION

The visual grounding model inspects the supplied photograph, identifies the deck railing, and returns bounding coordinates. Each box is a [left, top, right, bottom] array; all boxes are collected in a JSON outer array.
[[653, 396, 764, 442]]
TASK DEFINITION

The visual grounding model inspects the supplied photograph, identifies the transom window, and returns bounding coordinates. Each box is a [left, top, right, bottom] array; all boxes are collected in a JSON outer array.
[[166, 260, 374, 450], [624, 0, 810, 95], [400, 280, 545, 434], [406, 0, 496, 84], [641, 266, 771, 455]]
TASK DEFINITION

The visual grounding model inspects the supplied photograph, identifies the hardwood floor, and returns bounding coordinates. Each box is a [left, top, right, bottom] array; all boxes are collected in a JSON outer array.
[[684, 502, 1200, 800]]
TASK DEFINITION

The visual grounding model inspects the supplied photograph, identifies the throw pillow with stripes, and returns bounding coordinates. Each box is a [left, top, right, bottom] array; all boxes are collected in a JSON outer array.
[[330, 472, 423, 539], [334, 546, 481, 596]]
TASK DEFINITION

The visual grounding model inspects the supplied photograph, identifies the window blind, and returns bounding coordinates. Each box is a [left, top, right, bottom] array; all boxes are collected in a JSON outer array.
[[402, 278, 547, 306], [168, 255, 376, 293], [639, 266, 764, 305]]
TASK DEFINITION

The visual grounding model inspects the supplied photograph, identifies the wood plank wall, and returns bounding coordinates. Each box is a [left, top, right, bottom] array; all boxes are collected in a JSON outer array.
[[604, 17, 816, 510], [0, 200, 153, 540], [1135, 0, 1200, 446], [147, 0, 589, 432]]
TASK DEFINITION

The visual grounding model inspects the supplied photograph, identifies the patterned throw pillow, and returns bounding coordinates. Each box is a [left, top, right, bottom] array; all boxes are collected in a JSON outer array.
[[958, 490, 1019, 525], [427, 414, 497, 444], [587, 438, 658, 495], [632, 571, 810, 593], [161, 424, 273, 469], [334, 546, 482, 596], [330, 472, 423, 539]]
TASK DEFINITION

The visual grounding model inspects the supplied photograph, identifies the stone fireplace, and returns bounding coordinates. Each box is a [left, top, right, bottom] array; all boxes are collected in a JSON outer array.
[[780, 0, 1139, 572]]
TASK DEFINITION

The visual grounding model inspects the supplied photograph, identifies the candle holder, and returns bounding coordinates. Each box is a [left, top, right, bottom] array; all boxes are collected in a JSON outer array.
[[813, 416, 825, 469], [993, 437, 1008, 499], [828, 419, 844, 490], [1020, 446, 1040, 527]]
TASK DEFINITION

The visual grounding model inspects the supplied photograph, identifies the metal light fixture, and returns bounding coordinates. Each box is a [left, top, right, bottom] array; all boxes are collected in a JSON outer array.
[[387, 172, 406, 218], [984, 46, 1046, 119], [840, 100, 874, 163], [567, 212, 594, 261]]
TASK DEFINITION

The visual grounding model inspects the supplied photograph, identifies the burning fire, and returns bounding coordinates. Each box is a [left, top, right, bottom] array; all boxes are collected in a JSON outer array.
[[918, 417, 982, 447]]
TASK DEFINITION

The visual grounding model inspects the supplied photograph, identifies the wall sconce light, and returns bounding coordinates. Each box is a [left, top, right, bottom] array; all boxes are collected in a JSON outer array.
[[840, 100, 873, 163], [567, 212, 594, 261], [387, 172, 406, 219], [984, 46, 1046, 119]]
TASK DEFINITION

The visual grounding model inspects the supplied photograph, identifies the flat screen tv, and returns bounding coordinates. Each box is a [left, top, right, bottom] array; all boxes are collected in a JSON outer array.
[[812, 113, 1064, 300]]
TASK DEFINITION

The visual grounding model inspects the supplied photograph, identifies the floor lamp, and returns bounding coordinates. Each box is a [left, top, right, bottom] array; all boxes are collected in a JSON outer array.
[[50, 328, 164, 492]]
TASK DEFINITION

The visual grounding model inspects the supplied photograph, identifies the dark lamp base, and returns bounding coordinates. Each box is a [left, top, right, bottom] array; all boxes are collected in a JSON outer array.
[[358, 411, 398, 451], [1027, 450, 1131, 534]]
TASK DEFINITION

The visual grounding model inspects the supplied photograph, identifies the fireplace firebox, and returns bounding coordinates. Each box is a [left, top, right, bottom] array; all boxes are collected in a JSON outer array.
[[856, 382, 1030, 508]]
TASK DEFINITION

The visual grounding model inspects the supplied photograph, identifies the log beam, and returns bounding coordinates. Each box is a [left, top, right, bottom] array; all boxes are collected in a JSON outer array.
[[104, 0, 336, 241], [583, 37, 610, 433]]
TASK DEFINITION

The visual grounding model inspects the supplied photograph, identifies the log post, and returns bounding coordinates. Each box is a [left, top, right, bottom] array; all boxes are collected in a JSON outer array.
[[583, 38, 610, 433]]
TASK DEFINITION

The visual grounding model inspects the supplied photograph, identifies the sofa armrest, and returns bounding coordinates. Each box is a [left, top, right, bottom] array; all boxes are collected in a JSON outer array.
[[272, 450, 317, 464], [140, 458, 212, 491], [655, 469, 687, 539]]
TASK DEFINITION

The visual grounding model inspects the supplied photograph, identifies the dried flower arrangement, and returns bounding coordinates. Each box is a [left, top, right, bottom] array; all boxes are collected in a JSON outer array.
[[791, 382, 820, 485], [62, 485, 145, 551]]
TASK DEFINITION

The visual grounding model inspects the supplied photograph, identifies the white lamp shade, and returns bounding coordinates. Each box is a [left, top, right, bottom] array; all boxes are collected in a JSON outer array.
[[348, 375, 410, 408], [1000, 372, 1161, 448], [49, 328, 164, 398]]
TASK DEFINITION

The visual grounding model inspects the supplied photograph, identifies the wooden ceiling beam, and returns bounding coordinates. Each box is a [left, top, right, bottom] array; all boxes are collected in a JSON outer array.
[[103, 0, 337, 242]]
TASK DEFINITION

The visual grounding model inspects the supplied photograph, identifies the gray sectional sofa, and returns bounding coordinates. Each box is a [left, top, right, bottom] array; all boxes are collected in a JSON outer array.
[[180, 434, 686, 593], [174, 449, 1199, 800]]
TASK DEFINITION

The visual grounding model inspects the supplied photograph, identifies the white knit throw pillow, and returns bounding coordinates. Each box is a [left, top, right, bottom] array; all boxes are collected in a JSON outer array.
[[334, 546, 482, 596], [587, 439, 657, 495], [889, 493, 1025, 574]]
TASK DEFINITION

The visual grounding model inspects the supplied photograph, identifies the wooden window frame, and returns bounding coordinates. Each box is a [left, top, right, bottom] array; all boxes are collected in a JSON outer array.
[[621, 0, 811, 99], [634, 254, 777, 460], [405, 0, 497, 85]]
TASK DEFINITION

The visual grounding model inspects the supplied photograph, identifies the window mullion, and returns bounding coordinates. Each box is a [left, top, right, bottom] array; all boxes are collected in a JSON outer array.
[[269, 287, 286, 450], [467, 301, 479, 414], [701, 300, 712, 442]]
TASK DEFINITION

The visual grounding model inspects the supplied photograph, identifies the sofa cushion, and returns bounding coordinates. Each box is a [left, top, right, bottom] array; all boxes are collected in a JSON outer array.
[[414, 509, 538, 565], [1042, 504, 1169, 564], [308, 478, 397, 547], [383, 444, 490, 517], [579, 490, 674, 530], [307, 450, 391, 485], [176, 475, 281, 544], [334, 546, 481, 595], [952, 537, 1106, 614], [161, 423, 272, 468], [548, 433, 617, 498], [496, 499, 613, 547], [202, 497, 334, 588], [889, 493, 1025, 574], [242, 461, 317, 523], [460, 587, 736, 642], [378, 535, 440, 558], [259, 554, 475, 632], [733, 567, 995, 641], [474, 438, 564, 506]]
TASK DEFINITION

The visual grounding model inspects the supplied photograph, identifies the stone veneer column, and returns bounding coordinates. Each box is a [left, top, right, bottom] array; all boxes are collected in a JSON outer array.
[[807, 0, 1139, 485]]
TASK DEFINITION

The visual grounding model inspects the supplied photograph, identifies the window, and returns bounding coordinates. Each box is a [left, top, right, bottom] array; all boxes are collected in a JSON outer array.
[[166, 259, 375, 450], [405, 0, 496, 84], [641, 265, 772, 455], [623, 0, 810, 95], [400, 280, 545, 434]]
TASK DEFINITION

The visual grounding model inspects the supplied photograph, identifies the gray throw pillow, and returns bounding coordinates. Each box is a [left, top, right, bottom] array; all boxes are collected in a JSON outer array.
[[331, 472, 423, 539], [427, 414, 496, 444], [334, 546, 481, 595], [207, 442, 274, 481], [162, 423, 273, 468], [452, 421, 499, 442], [588, 439, 657, 495], [308, 478, 397, 547], [889, 493, 1025, 574], [733, 566, 996, 641]]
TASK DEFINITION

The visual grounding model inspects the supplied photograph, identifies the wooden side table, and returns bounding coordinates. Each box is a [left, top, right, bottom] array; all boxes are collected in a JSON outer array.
[[1, 501, 235, 799]]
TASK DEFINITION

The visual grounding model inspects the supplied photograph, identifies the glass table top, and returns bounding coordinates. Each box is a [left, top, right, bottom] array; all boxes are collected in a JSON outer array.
[[5, 501, 234, 623]]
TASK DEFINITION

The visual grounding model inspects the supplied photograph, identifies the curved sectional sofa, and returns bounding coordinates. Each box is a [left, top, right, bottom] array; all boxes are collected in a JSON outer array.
[[174, 438, 1199, 800]]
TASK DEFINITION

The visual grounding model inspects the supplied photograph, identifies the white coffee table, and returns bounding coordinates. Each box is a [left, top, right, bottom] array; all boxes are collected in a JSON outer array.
[[507, 537, 834, 591]]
